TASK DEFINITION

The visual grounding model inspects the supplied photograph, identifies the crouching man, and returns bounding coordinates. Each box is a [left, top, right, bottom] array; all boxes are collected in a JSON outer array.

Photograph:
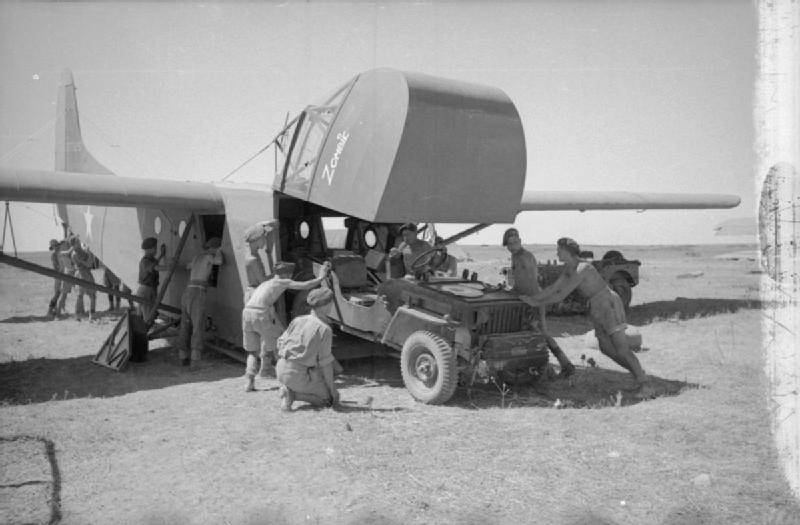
[[242, 261, 331, 392], [275, 288, 340, 411]]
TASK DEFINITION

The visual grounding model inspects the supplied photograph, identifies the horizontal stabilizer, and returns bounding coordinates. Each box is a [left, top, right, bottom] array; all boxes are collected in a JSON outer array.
[[519, 191, 740, 212], [0, 167, 268, 212]]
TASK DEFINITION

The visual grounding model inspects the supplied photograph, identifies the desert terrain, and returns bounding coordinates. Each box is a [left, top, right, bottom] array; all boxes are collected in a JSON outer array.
[[1, 243, 798, 524]]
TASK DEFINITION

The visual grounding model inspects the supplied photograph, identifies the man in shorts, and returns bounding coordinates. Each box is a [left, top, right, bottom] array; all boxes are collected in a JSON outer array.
[[275, 287, 340, 411], [519, 237, 654, 398], [241, 260, 330, 391]]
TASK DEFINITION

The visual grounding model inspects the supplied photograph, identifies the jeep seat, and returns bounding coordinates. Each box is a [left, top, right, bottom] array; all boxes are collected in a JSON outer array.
[[332, 254, 370, 289], [331, 254, 377, 307]]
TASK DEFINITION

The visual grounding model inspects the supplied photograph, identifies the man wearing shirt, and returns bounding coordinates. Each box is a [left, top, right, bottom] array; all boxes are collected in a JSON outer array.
[[276, 287, 339, 411], [70, 236, 97, 321], [389, 223, 431, 277], [179, 237, 223, 367], [47, 239, 61, 317], [429, 236, 458, 277], [136, 237, 169, 320]]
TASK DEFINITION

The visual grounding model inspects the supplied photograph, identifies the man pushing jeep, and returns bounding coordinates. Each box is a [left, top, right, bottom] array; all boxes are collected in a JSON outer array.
[[519, 237, 655, 399]]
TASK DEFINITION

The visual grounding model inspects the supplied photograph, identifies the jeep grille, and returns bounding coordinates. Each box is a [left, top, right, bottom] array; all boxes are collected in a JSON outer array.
[[478, 304, 529, 335]]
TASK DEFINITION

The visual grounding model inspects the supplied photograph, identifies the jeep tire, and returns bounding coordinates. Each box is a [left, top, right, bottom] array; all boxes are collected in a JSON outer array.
[[400, 331, 458, 405]]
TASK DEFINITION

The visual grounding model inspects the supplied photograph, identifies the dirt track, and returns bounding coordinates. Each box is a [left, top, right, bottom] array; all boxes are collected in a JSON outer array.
[[1, 245, 798, 524]]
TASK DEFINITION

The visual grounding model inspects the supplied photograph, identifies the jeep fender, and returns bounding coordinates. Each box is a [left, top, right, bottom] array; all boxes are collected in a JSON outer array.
[[381, 306, 451, 350]]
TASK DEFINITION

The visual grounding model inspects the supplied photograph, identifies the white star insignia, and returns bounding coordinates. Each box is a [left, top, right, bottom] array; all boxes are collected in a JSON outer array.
[[83, 206, 94, 241]]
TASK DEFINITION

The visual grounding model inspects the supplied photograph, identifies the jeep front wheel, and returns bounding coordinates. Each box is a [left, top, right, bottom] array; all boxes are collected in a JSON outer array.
[[400, 331, 458, 405]]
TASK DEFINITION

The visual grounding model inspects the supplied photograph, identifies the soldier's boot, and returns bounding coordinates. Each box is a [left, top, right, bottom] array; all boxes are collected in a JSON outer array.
[[244, 374, 255, 392], [75, 296, 86, 318], [48, 297, 58, 316], [258, 352, 277, 378], [279, 386, 294, 412]]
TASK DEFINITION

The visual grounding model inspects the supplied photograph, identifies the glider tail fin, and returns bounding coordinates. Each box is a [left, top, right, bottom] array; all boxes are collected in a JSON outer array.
[[55, 69, 114, 235], [55, 68, 113, 176]]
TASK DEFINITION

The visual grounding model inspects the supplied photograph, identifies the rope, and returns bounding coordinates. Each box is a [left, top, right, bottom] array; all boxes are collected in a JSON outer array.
[[221, 142, 274, 181], [2, 202, 18, 256], [0, 119, 55, 163]]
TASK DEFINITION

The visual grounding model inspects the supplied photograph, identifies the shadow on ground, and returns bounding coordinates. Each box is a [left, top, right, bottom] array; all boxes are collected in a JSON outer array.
[[546, 297, 763, 337], [334, 355, 695, 410], [627, 297, 762, 325], [0, 345, 242, 405], [450, 366, 696, 409], [0, 309, 128, 324]]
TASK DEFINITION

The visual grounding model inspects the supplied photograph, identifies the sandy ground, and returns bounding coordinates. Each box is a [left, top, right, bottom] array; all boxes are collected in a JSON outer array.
[[1, 244, 798, 524]]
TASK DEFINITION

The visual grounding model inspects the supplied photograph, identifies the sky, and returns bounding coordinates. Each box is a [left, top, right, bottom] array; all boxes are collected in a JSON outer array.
[[0, 1, 759, 251]]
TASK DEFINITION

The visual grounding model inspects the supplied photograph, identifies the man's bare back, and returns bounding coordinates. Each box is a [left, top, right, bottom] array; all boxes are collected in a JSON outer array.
[[573, 261, 609, 299]]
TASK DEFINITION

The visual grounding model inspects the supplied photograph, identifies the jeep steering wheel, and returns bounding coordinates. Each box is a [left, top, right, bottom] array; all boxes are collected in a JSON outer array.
[[409, 246, 448, 274]]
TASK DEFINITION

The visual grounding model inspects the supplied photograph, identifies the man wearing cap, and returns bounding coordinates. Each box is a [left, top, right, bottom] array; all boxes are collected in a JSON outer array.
[[389, 223, 432, 277], [242, 220, 278, 303], [503, 228, 575, 378], [276, 287, 340, 411], [179, 237, 224, 367], [429, 236, 458, 277], [136, 237, 169, 320], [70, 236, 97, 321], [54, 239, 75, 317], [241, 260, 331, 391], [520, 237, 654, 399], [47, 239, 62, 317]]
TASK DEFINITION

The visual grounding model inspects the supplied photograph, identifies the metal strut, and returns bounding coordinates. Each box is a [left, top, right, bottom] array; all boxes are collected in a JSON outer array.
[[0, 252, 180, 315], [1, 202, 18, 256], [144, 213, 194, 327]]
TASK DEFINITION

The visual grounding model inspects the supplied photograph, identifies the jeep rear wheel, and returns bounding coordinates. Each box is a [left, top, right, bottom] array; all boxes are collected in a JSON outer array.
[[400, 331, 458, 404]]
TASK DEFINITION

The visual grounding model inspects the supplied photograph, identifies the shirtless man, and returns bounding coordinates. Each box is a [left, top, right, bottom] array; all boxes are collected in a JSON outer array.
[[520, 237, 654, 398], [241, 261, 330, 391], [179, 237, 223, 367], [503, 228, 575, 378], [242, 220, 278, 303]]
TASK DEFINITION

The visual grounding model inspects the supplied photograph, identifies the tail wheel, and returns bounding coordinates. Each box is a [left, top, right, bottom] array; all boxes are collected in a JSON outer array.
[[400, 331, 458, 405], [609, 273, 632, 309]]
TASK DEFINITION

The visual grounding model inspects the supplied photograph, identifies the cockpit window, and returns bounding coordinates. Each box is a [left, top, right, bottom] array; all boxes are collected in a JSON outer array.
[[277, 77, 357, 197]]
